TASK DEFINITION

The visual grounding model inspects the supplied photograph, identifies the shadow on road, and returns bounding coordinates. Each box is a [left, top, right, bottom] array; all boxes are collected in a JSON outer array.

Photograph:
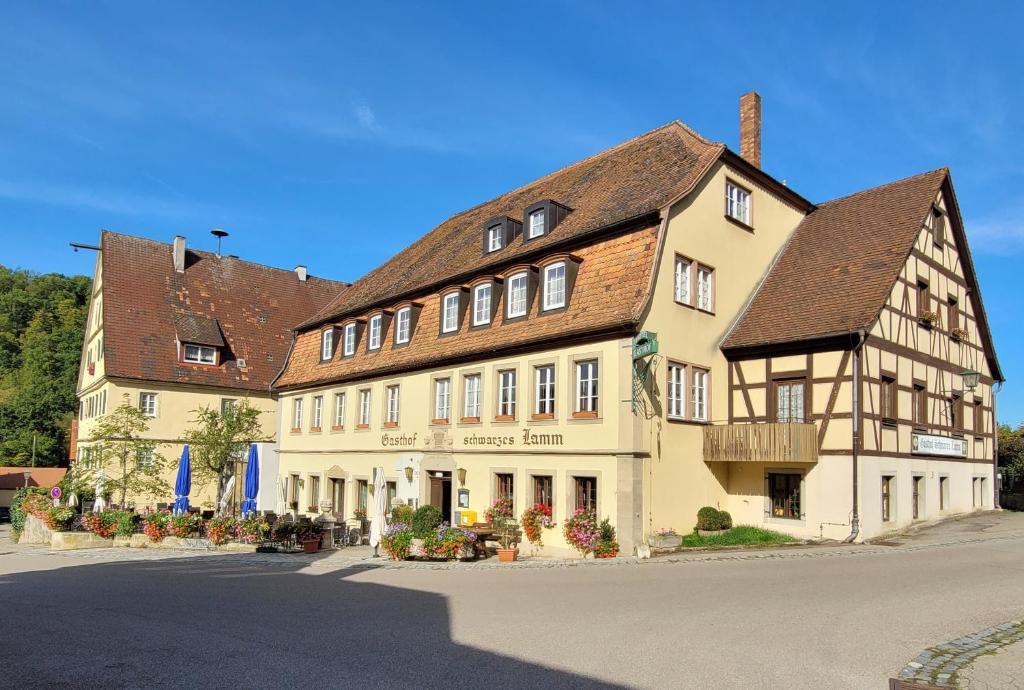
[[0, 551, 623, 688]]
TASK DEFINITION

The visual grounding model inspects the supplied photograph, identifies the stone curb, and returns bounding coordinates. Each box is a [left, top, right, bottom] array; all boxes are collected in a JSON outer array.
[[897, 620, 1024, 688]]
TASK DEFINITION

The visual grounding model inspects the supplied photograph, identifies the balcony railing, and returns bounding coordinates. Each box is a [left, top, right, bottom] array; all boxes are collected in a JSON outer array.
[[703, 422, 818, 464]]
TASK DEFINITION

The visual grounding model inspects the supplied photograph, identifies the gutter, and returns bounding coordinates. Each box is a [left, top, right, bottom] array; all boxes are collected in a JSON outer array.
[[844, 329, 868, 543]]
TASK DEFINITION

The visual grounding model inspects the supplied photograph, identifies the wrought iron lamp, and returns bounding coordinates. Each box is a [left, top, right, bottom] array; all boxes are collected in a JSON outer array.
[[404, 466, 414, 482], [961, 369, 981, 392]]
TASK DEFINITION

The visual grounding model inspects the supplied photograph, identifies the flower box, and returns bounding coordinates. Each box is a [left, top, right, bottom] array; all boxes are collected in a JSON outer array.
[[650, 534, 682, 549], [496, 547, 518, 562]]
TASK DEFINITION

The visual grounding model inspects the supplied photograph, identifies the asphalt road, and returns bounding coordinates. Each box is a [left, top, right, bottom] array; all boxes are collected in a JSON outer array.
[[1, 514, 1023, 689]]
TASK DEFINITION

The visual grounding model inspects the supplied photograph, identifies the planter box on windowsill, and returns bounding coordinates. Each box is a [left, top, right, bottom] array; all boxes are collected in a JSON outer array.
[[384, 422, 398, 429], [460, 417, 480, 424], [431, 419, 450, 426], [572, 411, 598, 420]]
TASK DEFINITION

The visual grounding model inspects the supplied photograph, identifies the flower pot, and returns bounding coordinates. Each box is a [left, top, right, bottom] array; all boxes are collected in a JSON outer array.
[[650, 534, 682, 549], [496, 547, 518, 562], [302, 538, 320, 554]]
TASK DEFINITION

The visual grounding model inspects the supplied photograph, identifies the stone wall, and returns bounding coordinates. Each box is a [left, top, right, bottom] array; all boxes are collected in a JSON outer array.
[[20, 514, 54, 545]]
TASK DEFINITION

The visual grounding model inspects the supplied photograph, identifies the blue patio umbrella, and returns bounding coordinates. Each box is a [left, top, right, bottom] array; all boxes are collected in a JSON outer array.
[[172, 445, 191, 515], [240, 443, 259, 517]]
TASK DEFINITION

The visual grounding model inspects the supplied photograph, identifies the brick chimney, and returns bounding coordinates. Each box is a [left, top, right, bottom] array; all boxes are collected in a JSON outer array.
[[173, 235, 186, 273], [739, 91, 762, 168]]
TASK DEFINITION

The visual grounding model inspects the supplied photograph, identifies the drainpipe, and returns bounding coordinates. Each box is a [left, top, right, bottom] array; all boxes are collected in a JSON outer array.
[[994, 381, 1003, 509], [844, 329, 868, 543]]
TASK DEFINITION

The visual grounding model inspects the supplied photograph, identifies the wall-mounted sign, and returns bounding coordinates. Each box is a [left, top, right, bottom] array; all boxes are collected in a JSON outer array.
[[632, 331, 659, 360], [462, 429, 565, 447], [457, 489, 470, 508], [912, 433, 967, 458]]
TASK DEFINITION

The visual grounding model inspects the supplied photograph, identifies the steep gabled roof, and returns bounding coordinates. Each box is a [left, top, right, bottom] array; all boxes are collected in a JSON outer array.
[[300, 122, 727, 329], [722, 169, 1003, 381], [98, 231, 349, 392]]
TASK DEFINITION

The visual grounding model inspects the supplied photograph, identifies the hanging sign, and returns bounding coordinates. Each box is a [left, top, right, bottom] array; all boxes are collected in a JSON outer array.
[[632, 331, 659, 360]]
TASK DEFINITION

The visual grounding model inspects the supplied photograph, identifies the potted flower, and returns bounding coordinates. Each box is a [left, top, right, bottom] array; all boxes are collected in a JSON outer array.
[[353, 507, 367, 521], [307, 504, 319, 514], [206, 517, 236, 546], [143, 512, 169, 542], [237, 516, 271, 544], [297, 524, 323, 553], [563, 508, 600, 558], [484, 497, 513, 524], [520, 503, 554, 547], [951, 327, 969, 341], [650, 527, 682, 549], [594, 518, 619, 558], [381, 522, 414, 560], [919, 310, 939, 327]]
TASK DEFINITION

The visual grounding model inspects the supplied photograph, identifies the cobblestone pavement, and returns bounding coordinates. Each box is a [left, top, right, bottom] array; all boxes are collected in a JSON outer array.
[[898, 620, 1024, 688], [960, 638, 1024, 690]]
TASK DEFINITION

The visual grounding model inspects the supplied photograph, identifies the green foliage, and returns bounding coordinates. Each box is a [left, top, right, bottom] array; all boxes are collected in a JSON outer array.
[[999, 423, 1024, 485], [206, 517, 237, 545], [113, 511, 137, 537], [391, 504, 414, 524], [0, 265, 90, 466], [10, 486, 48, 537], [57, 470, 95, 502], [695, 506, 732, 531], [236, 516, 270, 544], [381, 523, 414, 560], [78, 394, 169, 506], [182, 399, 267, 509], [411, 504, 443, 537], [680, 526, 797, 548], [44, 504, 77, 531]]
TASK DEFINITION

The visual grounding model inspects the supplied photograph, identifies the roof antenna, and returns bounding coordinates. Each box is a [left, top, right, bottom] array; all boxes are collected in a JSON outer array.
[[211, 228, 228, 257]]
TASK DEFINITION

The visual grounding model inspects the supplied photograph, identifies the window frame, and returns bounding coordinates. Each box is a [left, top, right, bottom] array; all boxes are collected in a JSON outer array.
[[913, 381, 927, 429], [358, 389, 372, 428], [881, 475, 894, 522], [433, 377, 451, 424], [532, 475, 553, 509], [343, 322, 357, 357], [880, 372, 898, 426], [182, 343, 217, 365], [487, 224, 503, 252], [974, 396, 984, 438], [311, 395, 324, 431], [691, 367, 709, 422], [574, 359, 599, 417], [367, 314, 382, 351], [772, 376, 807, 424], [463, 373, 482, 421], [394, 307, 411, 345], [506, 272, 529, 319], [442, 292, 460, 333], [667, 362, 687, 420], [725, 179, 752, 227], [696, 263, 715, 313], [333, 392, 346, 430], [533, 364, 556, 419], [320, 328, 334, 361], [497, 369, 517, 420], [292, 397, 304, 431], [528, 209, 545, 239], [541, 262, 566, 311], [472, 283, 492, 326], [385, 384, 400, 427], [674, 255, 692, 305], [139, 392, 158, 418], [932, 205, 946, 247], [573, 475, 597, 512], [767, 472, 802, 520]]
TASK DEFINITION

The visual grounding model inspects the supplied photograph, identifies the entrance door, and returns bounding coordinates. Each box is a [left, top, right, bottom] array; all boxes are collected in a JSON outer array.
[[331, 479, 345, 518], [912, 476, 922, 519], [428, 472, 453, 522]]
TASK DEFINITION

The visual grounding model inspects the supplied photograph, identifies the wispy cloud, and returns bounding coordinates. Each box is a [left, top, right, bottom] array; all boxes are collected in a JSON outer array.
[[967, 207, 1024, 255], [354, 104, 381, 133]]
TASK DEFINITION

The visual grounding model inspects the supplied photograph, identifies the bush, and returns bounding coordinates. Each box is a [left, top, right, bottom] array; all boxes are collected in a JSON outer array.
[[80, 511, 120, 538], [593, 518, 619, 559], [411, 504, 443, 538], [114, 511, 138, 537], [10, 487, 49, 539], [381, 522, 414, 560], [420, 523, 477, 560], [391, 504, 414, 525], [144, 512, 168, 542], [207, 517, 236, 545], [695, 506, 732, 531], [44, 505, 77, 532], [236, 516, 270, 544], [167, 513, 201, 538]]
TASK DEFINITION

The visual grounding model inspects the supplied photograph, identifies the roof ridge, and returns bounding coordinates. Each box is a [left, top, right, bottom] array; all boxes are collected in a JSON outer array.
[[818, 167, 948, 208], [100, 229, 349, 287]]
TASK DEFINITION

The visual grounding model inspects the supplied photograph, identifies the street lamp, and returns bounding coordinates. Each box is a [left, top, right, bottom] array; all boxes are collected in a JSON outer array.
[[961, 369, 981, 393]]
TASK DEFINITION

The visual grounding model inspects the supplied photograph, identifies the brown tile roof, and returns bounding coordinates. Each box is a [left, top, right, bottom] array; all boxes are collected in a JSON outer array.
[[0, 467, 66, 490], [723, 169, 949, 351], [300, 122, 726, 329], [721, 168, 1003, 381], [275, 225, 659, 389], [99, 231, 349, 392]]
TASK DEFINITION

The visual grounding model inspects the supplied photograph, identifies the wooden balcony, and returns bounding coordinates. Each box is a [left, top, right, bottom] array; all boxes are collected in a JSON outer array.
[[703, 422, 818, 464]]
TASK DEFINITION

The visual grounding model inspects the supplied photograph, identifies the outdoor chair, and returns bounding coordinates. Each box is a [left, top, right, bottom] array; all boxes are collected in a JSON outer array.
[[156, 502, 168, 511]]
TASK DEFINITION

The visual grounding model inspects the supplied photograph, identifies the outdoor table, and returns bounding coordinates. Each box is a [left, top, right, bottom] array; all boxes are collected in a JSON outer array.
[[465, 523, 495, 559]]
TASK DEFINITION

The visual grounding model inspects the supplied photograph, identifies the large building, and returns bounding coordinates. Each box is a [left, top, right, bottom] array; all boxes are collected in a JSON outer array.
[[266, 92, 1002, 555], [74, 231, 347, 509]]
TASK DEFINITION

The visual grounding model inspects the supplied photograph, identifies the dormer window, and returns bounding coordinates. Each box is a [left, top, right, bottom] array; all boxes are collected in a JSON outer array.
[[395, 307, 411, 344], [523, 200, 572, 242], [368, 314, 382, 350], [482, 215, 521, 255], [507, 272, 529, 319], [473, 283, 492, 326], [542, 262, 566, 310], [487, 225, 503, 252], [183, 344, 216, 364], [320, 329, 334, 361], [528, 209, 545, 239], [442, 293, 460, 333], [343, 323, 357, 356]]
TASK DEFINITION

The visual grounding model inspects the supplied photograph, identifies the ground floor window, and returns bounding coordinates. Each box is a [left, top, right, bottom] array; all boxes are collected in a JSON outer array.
[[881, 475, 894, 522], [331, 478, 345, 516], [495, 473, 514, 505], [309, 475, 320, 511], [912, 475, 923, 520], [939, 476, 949, 511], [768, 472, 801, 519], [533, 475, 553, 508], [387, 480, 397, 507], [357, 479, 368, 514], [290, 475, 301, 509], [574, 476, 597, 512]]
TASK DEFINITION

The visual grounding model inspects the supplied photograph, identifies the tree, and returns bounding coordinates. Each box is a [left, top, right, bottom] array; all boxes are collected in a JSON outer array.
[[83, 393, 169, 506], [998, 423, 1024, 491], [182, 399, 268, 514]]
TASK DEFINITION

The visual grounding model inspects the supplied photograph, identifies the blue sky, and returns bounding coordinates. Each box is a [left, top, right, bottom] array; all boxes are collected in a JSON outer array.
[[1, 2, 1021, 420]]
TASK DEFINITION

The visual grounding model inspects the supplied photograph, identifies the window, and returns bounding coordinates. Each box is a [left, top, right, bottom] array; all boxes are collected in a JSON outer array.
[[498, 369, 517, 418], [368, 315, 382, 350], [292, 398, 304, 430], [674, 256, 691, 304], [974, 397, 984, 437], [463, 374, 481, 420], [395, 307, 411, 344], [473, 284, 491, 326], [496, 473, 514, 504], [575, 360, 598, 415], [973, 477, 983, 508], [951, 394, 964, 433], [939, 475, 949, 510], [333, 392, 346, 429], [668, 363, 686, 419], [343, 323, 357, 356], [933, 206, 946, 246], [357, 479, 368, 513], [487, 224, 503, 252], [309, 475, 320, 511], [881, 374, 897, 424], [135, 449, 154, 470], [321, 329, 334, 361], [574, 476, 597, 512], [507, 272, 528, 318], [947, 296, 959, 333], [912, 475, 923, 520], [183, 343, 216, 364], [385, 385, 400, 426], [290, 475, 300, 507], [881, 475, 894, 522], [358, 389, 371, 427], [220, 398, 237, 415], [139, 392, 157, 417], [725, 180, 751, 225], [311, 395, 323, 430], [542, 263, 566, 310], [768, 472, 802, 519], [774, 379, 805, 423], [387, 481, 397, 506], [442, 293, 460, 333], [696, 265, 714, 312], [917, 279, 931, 317], [434, 378, 451, 422], [534, 365, 555, 417], [913, 382, 927, 427], [533, 475, 553, 509], [528, 209, 545, 238], [691, 368, 709, 422]]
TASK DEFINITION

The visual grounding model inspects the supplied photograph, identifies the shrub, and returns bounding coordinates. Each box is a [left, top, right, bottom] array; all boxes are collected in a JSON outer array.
[[236, 517, 270, 544], [563, 509, 600, 556], [521, 503, 554, 546], [44, 505, 77, 532], [391, 504, 414, 525], [594, 518, 619, 558], [79, 511, 122, 538], [718, 511, 733, 530], [419, 523, 477, 560], [207, 517, 236, 545], [696, 506, 732, 531], [381, 522, 414, 560], [113, 511, 138, 537], [167, 513, 201, 538], [272, 521, 297, 541], [411, 504, 443, 538], [143, 512, 168, 542]]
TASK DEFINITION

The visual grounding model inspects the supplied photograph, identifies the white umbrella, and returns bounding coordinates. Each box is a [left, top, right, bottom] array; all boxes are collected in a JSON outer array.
[[218, 475, 236, 516], [93, 471, 107, 512], [276, 477, 288, 515], [369, 466, 387, 556], [68, 493, 79, 509]]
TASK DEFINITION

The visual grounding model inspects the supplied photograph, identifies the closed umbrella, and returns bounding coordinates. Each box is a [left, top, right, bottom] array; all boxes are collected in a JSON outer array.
[[93, 470, 107, 513], [370, 466, 387, 557], [173, 445, 191, 515], [218, 475, 236, 516], [240, 443, 260, 517]]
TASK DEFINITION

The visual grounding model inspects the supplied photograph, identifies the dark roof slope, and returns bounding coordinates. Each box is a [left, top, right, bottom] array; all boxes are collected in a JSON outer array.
[[301, 122, 726, 328], [99, 231, 348, 391]]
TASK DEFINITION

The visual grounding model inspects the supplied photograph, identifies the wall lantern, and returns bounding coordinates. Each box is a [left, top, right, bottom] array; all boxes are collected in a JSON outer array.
[[961, 369, 981, 392], [457, 467, 467, 487], [22, 469, 32, 488], [404, 466, 414, 482]]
